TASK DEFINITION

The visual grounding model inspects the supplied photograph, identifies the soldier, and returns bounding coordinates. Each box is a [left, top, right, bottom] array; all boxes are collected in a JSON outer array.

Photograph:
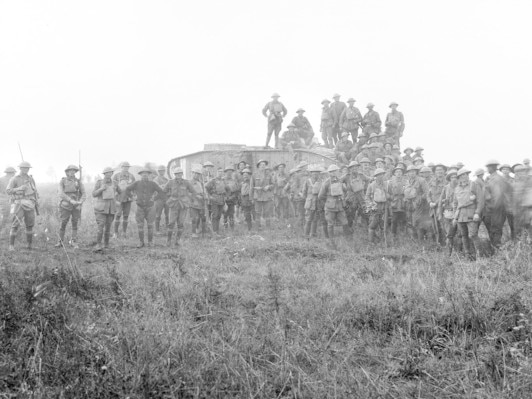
[[414, 146, 424, 159], [6, 162, 39, 250], [56, 165, 86, 248], [474, 169, 485, 189], [113, 162, 135, 238], [402, 147, 414, 166], [359, 158, 373, 180], [240, 169, 254, 231], [163, 166, 196, 246], [365, 168, 389, 243], [427, 164, 447, 244], [354, 145, 370, 164], [404, 165, 430, 240], [0, 166, 16, 230], [387, 166, 407, 239], [222, 166, 239, 230], [439, 170, 459, 255], [253, 160, 274, 229], [302, 165, 322, 238], [500, 163, 515, 239], [284, 166, 306, 228], [334, 132, 354, 164], [273, 163, 290, 220], [280, 123, 305, 150], [512, 165, 532, 236], [206, 168, 227, 234], [343, 160, 370, 232], [320, 99, 334, 148], [203, 161, 215, 181], [340, 98, 363, 142], [319, 164, 349, 247], [330, 94, 347, 145], [453, 168, 484, 260], [262, 93, 288, 149], [361, 102, 382, 137], [124, 167, 164, 247], [189, 167, 208, 238], [384, 102, 405, 145], [153, 165, 169, 234], [92, 167, 120, 251], [483, 160, 510, 249], [291, 108, 314, 146], [420, 166, 432, 182]]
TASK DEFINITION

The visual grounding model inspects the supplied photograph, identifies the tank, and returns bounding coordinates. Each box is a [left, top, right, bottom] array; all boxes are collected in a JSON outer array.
[[167, 144, 337, 178]]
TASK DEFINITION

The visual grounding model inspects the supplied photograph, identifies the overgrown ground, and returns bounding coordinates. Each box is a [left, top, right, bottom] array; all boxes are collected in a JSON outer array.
[[1, 185, 532, 398]]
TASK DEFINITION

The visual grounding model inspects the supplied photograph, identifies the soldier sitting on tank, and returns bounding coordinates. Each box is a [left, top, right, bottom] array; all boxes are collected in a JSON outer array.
[[280, 123, 306, 150]]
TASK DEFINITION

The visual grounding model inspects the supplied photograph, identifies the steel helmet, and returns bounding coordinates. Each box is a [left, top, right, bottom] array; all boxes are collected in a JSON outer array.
[[18, 161, 32, 168], [271, 93, 280, 98], [256, 159, 268, 167], [514, 165, 526, 173], [332, 93, 341, 98], [203, 161, 214, 167], [446, 170, 457, 181], [157, 165, 166, 171], [347, 98, 356, 103], [192, 167, 203, 174], [138, 167, 152, 175], [407, 165, 419, 173], [287, 123, 296, 128], [242, 168, 251, 174], [348, 160, 359, 168], [172, 166, 184, 174], [485, 159, 499, 167], [360, 157, 371, 164], [224, 166, 235, 172], [499, 163, 511, 171], [389, 101, 398, 107], [366, 102, 374, 108], [4, 166, 16, 173], [327, 164, 340, 173], [474, 168, 485, 176], [120, 161, 130, 167], [456, 168, 471, 177], [321, 99, 331, 104], [102, 167, 114, 174], [420, 166, 432, 174], [65, 164, 79, 172], [373, 168, 386, 176], [296, 108, 305, 113]]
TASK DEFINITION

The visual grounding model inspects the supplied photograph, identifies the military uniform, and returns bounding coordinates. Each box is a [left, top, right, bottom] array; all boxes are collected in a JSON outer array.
[[223, 173, 240, 230], [189, 176, 207, 237], [387, 174, 406, 236], [253, 170, 274, 228], [439, 174, 461, 255], [113, 169, 136, 236], [6, 169, 39, 250], [365, 173, 389, 242], [301, 173, 321, 238], [0, 169, 15, 229], [404, 173, 430, 239], [334, 137, 354, 164], [330, 98, 347, 145], [284, 171, 306, 228], [163, 172, 196, 245], [58, 169, 86, 246], [262, 96, 288, 148], [273, 169, 290, 220], [320, 101, 334, 148], [92, 172, 120, 249], [206, 176, 228, 233], [343, 170, 369, 231], [427, 175, 446, 243], [153, 169, 169, 232], [240, 172, 254, 231], [385, 108, 405, 145], [291, 114, 314, 146], [361, 107, 382, 136], [512, 167, 532, 236], [318, 172, 348, 243], [280, 129, 305, 150], [339, 104, 363, 141], [484, 171, 510, 248]]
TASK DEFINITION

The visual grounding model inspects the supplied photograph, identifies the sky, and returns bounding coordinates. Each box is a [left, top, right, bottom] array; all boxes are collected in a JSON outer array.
[[1, 0, 531, 182]]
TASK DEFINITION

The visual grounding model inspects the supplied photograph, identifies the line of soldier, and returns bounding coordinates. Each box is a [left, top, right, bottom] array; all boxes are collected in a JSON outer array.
[[262, 93, 404, 151], [2, 156, 532, 259]]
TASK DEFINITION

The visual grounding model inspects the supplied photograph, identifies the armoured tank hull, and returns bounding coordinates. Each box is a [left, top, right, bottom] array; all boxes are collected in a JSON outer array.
[[167, 144, 337, 178]]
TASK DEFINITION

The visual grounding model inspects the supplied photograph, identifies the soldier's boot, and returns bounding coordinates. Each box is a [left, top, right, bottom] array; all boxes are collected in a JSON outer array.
[[323, 223, 329, 238], [368, 229, 377, 243], [8, 234, 15, 251], [461, 236, 471, 259], [471, 236, 481, 260], [310, 220, 318, 237], [122, 220, 128, 236], [147, 227, 154, 247], [93, 231, 104, 251], [166, 231, 173, 247], [137, 230, 145, 248], [55, 229, 66, 248], [26, 233, 33, 250], [304, 221, 312, 239], [70, 229, 79, 248]]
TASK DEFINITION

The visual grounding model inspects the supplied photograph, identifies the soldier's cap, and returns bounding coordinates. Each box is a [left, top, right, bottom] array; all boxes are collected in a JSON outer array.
[[389, 101, 398, 107], [375, 158, 384, 163], [172, 166, 184, 174], [392, 144, 400, 150], [103, 167, 114, 174], [4, 166, 16, 173], [446, 170, 457, 181], [287, 122, 296, 128], [65, 164, 79, 172], [396, 161, 406, 168], [271, 93, 280, 98], [327, 164, 340, 173], [499, 163, 511, 171], [485, 159, 499, 167], [321, 99, 331, 104], [296, 108, 305, 113], [367, 142, 378, 149], [373, 168, 386, 177], [274, 163, 286, 170], [297, 161, 308, 169], [18, 161, 32, 168], [512, 163, 523, 172], [224, 166, 234, 172], [366, 102, 374, 108], [242, 168, 252, 174], [523, 158, 531, 165], [192, 167, 203, 174], [456, 162, 465, 168], [414, 146, 424, 152], [514, 165, 527, 173], [434, 163, 447, 171], [157, 165, 166, 171], [332, 93, 341, 98], [203, 161, 214, 167], [393, 165, 404, 173], [403, 147, 414, 153], [457, 168, 471, 177], [449, 164, 458, 170], [138, 167, 152, 175], [347, 160, 359, 168], [237, 160, 247, 166], [360, 157, 371, 164], [341, 131, 349, 138], [474, 168, 485, 176], [347, 98, 356, 103], [120, 161, 130, 167], [256, 159, 268, 167], [420, 166, 432, 174], [407, 165, 419, 173]]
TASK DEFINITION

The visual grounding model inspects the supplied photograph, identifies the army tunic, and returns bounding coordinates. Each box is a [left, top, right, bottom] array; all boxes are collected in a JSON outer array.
[[253, 171, 274, 220], [404, 176, 429, 229], [153, 174, 169, 230], [365, 179, 389, 231], [320, 105, 334, 145], [206, 177, 228, 232], [58, 176, 87, 242], [6, 174, 39, 232], [302, 177, 321, 222], [334, 140, 354, 164], [384, 110, 405, 143], [427, 177, 446, 217], [164, 177, 196, 237], [361, 109, 382, 135], [339, 106, 363, 139], [318, 177, 348, 227], [291, 115, 314, 144]]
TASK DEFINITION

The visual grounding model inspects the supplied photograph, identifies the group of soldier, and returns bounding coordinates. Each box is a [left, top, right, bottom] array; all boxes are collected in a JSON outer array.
[[262, 93, 404, 153], [1, 152, 532, 261]]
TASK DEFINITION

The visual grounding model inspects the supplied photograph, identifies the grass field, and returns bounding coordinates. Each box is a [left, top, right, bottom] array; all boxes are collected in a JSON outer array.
[[1, 184, 532, 398]]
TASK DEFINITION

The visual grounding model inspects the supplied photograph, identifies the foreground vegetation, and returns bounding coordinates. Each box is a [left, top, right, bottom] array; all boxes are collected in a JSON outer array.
[[1, 187, 532, 398]]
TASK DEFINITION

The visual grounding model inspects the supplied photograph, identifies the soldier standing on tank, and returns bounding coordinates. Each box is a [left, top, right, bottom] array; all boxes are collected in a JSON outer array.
[[56, 165, 86, 248], [125, 167, 164, 248], [340, 98, 363, 143], [291, 108, 314, 146], [6, 162, 39, 251], [330, 94, 347, 145], [92, 167, 120, 251], [384, 102, 405, 146], [361, 103, 382, 137], [262, 93, 288, 149], [320, 99, 334, 148], [153, 165, 169, 234], [0, 166, 16, 230], [113, 162, 135, 238], [163, 166, 196, 246]]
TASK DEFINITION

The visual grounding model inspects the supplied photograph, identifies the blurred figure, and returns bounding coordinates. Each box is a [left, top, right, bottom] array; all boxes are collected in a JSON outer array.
[[439, 170, 459, 255], [330, 94, 347, 145], [384, 102, 405, 145], [484, 160, 510, 249], [512, 165, 532, 236], [340, 98, 362, 142], [334, 132, 354, 164], [320, 99, 334, 148], [153, 165, 169, 234], [205, 168, 227, 234], [253, 160, 274, 229], [291, 108, 314, 146], [365, 168, 388, 243], [273, 163, 289, 220], [262, 93, 287, 149], [56, 165, 86, 248], [361, 102, 382, 137], [500, 163, 515, 239], [92, 167, 119, 251], [223, 166, 240, 230], [319, 164, 349, 247], [113, 162, 135, 238], [0, 167, 16, 230]]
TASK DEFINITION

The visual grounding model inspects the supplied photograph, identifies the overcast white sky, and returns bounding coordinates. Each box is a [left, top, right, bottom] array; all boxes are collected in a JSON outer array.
[[1, 0, 531, 181]]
